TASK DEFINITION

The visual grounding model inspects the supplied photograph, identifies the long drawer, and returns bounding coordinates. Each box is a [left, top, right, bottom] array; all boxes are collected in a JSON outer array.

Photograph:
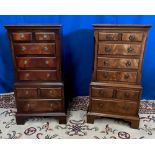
[[96, 70, 137, 83], [17, 99, 63, 113], [90, 99, 138, 116], [17, 70, 58, 81], [14, 43, 56, 55], [16, 57, 57, 69], [97, 57, 139, 69], [98, 43, 142, 56]]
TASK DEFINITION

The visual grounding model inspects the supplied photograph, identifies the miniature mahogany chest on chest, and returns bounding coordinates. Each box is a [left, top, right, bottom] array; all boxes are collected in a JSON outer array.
[[87, 25, 151, 128], [5, 25, 66, 124]]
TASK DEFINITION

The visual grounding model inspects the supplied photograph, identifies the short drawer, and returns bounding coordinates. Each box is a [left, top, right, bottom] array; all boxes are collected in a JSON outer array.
[[98, 32, 121, 41], [16, 57, 57, 69], [35, 32, 56, 41], [15, 88, 37, 99], [40, 88, 62, 99], [12, 32, 32, 41], [14, 43, 56, 55], [97, 70, 137, 83], [98, 43, 142, 56], [97, 57, 139, 69], [116, 89, 140, 101], [91, 87, 113, 98], [17, 70, 58, 81], [122, 32, 143, 42], [17, 99, 63, 113], [91, 99, 138, 116]]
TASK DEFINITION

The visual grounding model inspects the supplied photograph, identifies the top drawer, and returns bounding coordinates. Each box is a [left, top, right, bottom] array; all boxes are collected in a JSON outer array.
[[98, 32, 143, 42], [99, 32, 121, 41], [35, 32, 56, 41], [12, 32, 32, 41], [12, 31, 56, 42]]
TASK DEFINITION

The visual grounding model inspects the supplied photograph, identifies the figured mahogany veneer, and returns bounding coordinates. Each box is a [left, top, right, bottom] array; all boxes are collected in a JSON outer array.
[[5, 25, 66, 124], [87, 25, 151, 129]]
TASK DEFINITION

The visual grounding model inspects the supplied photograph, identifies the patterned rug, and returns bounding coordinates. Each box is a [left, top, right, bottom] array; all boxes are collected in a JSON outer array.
[[0, 93, 155, 139]]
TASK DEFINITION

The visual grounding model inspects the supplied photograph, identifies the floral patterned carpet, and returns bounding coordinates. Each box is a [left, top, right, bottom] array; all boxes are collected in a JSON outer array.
[[0, 93, 155, 139]]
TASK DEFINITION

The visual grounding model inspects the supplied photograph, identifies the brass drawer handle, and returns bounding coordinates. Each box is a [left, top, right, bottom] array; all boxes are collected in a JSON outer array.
[[27, 103, 30, 111], [129, 35, 135, 41], [45, 60, 49, 65], [21, 46, 26, 51], [99, 90, 104, 96], [24, 60, 28, 65], [127, 47, 134, 53], [103, 60, 108, 66], [124, 74, 129, 80], [25, 90, 29, 95], [43, 47, 48, 51], [126, 60, 131, 67], [25, 73, 30, 78], [106, 34, 113, 40], [124, 92, 130, 98], [20, 33, 24, 39], [46, 73, 50, 78], [43, 34, 48, 39], [105, 47, 111, 53], [50, 104, 53, 110], [103, 72, 108, 78], [49, 90, 53, 94]]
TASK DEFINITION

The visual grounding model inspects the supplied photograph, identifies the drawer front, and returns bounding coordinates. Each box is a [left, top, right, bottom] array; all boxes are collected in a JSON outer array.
[[15, 88, 37, 99], [97, 70, 137, 83], [35, 32, 56, 41], [16, 57, 57, 69], [14, 43, 56, 55], [116, 89, 140, 101], [17, 70, 57, 81], [91, 87, 113, 98], [91, 99, 138, 116], [122, 33, 143, 42], [98, 43, 141, 56], [17, 100, 63, 113], [97, 57, 139, 69], [98, 32, 121, 41], [12, 32, 32, 41], [40, 88, 62, 99]]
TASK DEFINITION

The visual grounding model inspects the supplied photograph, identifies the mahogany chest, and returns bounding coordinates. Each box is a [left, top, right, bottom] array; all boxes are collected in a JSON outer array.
[[5, 25, 66, 124], [87, 25, 151, 128]]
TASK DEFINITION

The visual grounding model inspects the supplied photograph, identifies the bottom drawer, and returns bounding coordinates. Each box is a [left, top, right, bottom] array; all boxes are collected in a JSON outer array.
[[17, 99, 64, 113], [91, 99, 138, 116]]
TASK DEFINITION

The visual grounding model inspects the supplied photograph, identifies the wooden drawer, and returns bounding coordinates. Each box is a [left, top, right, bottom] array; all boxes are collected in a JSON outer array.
[[14, 43, 56, 55], [116, 89, 140, 101], [17, 70, 57, 81], [91, 99, 138, 116], [98, 43, 142, 56], [16, 57, 57, 69], [98, 32, 143, 42], [98, 32, 121, 41], [97, 57, 139, 69], [17, 99, 63, 113], [35, 32, 56, 41], [97, 70, 137, 83], [91, 87, 113, 98], [12, 32, 32, 41], [15, 88, 37, 99], [40, 88, 62, 99], [122, 32, 143, 42]]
